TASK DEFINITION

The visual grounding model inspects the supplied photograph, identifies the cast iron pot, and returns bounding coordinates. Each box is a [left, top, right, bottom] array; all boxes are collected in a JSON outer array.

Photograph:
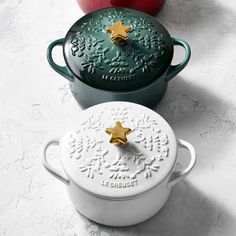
[[47, 8, 191, 108], [42, 102, 196, 226], [76, 0, 166, 16]]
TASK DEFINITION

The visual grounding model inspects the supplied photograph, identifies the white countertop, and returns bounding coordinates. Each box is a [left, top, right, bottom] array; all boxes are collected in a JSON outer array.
[[1, 0, 236, 235]]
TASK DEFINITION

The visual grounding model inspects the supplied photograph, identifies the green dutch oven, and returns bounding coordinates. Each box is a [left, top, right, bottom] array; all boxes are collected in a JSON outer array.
[[47, 8, 191, 108]]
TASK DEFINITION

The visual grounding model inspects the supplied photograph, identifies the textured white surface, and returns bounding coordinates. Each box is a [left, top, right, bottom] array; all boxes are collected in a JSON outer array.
[[0, 0, 236, 235]]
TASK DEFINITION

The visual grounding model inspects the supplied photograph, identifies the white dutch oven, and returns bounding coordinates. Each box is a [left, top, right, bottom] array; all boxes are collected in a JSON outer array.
[[42, 102, 196, 226]]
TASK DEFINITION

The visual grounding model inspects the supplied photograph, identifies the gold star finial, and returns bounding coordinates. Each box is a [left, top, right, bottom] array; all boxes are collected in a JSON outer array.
[[106, 21, 131, 45], [105, 121, 131, 146]]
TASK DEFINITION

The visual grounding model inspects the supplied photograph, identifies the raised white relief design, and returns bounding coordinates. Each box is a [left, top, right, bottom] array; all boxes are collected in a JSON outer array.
[[109, 107, 130, 123], [80, 113, 104, 131], [125, 152, 146, 165], [134, 132, 169, 153], [78, 147, 108, 179], [76, 150, 160, 180], [68, 134, 103, 160], [136, 156, 160, 179], [123, 154, 160, 179], [132, 114, 158, 131], [107, 154, 129, 179], [67, 109, 170, 185]]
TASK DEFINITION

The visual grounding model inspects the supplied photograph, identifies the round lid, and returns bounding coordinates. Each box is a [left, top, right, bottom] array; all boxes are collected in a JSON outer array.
[[63, 8, 173, 91], [60, 102, 177, 199]]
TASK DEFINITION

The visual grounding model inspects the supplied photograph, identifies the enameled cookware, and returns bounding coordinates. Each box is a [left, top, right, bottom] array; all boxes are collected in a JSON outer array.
[[42, 102, 196, 226], [76, 0, 166, 16], [47, 8, 191, 108]]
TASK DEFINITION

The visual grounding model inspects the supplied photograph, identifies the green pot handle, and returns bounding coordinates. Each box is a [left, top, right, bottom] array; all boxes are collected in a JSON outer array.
[[165, 38, 191, 82], [47, 38, 74, 82]]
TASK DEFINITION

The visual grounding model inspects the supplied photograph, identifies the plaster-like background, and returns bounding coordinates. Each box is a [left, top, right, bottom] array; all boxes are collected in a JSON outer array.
[[0, 0, 236, 235]]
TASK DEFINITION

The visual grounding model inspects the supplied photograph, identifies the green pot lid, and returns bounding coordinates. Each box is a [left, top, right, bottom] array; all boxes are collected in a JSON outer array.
[[64, 8, 173, 91]]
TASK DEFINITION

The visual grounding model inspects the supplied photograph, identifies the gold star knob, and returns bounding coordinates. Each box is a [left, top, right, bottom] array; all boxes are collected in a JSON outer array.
[[106, 21, 131, 45], [105, 121, 131, 146]]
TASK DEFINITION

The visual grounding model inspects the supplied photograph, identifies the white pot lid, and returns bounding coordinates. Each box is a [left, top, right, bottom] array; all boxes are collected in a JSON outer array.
[[60, 102, 177, 199]]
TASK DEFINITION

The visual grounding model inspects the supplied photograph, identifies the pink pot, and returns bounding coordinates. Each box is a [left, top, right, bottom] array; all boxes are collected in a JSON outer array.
[[76, 0, 166, 16]]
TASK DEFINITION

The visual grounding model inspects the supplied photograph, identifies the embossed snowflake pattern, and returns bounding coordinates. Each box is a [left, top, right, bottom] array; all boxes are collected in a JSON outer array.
[[128, 16, 155, 33], [71, 33, 104, 57], [78, 147, 108, 179], [104, 51, 129, 74], [126, 50, 144, 62], [93, 45, 109, 63], [105, 9, 128, 23], [136, 54, 158, 73], [107, 154, 130, 179], [80, 9, 130, 32], [132, 114, 158, 131], [80, 114, 104, 131], [135, 133, 155, 151], [71, 34, 86, 57], [108, 106, 130, 123], [80, 15, 105, 32], [81, 54, 104, 74], [103, 152, 160, 180], [125, 152, 146, 165], [80, 44, 110, 74], [68, 134, 103, 160], [134, 132, 167, 150], [135, 156, 160, 179], [134, 132, 169, 157], [133, 34, 164, 50]]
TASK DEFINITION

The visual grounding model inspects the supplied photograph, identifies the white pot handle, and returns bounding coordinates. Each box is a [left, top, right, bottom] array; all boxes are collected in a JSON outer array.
[[42, 138, 69, 185], [168, 139, 196, 187]]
